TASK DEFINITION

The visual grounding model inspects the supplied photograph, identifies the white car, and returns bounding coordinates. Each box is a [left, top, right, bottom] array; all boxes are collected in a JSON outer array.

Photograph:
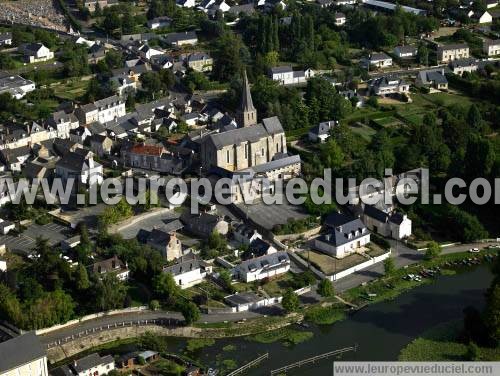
[[489, 244, 500, 249], [469, 248, 480, 253]]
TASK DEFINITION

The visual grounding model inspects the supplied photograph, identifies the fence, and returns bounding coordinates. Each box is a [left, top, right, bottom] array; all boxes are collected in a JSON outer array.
[[35, 306, 149, 335], [328, 251, 391, 281], [44, 318, 182, 349]]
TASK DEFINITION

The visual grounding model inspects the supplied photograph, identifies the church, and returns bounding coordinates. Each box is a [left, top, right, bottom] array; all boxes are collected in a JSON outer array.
[[200, 71, 301, 203]]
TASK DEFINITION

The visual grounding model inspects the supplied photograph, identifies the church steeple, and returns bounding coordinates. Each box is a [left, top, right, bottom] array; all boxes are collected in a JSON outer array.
[[238, 69, 257, 127]]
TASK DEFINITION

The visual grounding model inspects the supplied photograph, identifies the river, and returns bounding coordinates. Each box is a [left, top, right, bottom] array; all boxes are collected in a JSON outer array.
[[107, 264, 494, 375]]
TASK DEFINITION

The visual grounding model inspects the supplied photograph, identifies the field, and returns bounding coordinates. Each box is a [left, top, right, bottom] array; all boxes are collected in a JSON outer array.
[[51, 78, 90, 101]]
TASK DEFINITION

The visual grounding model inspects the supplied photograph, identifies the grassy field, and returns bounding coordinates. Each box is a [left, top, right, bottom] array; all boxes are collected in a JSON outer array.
[[349, 122, 377, 141], [299, 250, 368, 275], [51, 78, 90, 101], [261, 272, 296, 297], [399, 321, 500, 361]]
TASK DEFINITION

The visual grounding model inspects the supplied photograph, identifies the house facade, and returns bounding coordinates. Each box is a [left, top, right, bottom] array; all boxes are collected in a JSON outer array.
[[369, 76, 410, 96], [269, 66, 314, 85], [20, 43, 54, 63], [55, 151, 104, 186], [437, 43, 469, 63], [394, 45, 417, 58], [416, 69, 449, 90], [449, 58, 479, 75], [362, 205, 412, 240], [483, 39, 500, 56], [0, 333, 48, 376], [162, 255, 212, 288], [90, 255, 130, 281], [236, 251, 290, 282], [369, 52, 393, 68], [0, 75, 36, 99]]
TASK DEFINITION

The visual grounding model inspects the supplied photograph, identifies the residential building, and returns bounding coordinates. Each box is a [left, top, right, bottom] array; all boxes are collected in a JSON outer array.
[[416, 69, 449, 90], [110, 76, 136, 97], [0, 146, 31, 171], [0, 32, 12, 46], [164, 31, 198, 46], [368, 52, 393, 68], [176, 0, 196, 7], [90, 255, 129, 281], [162, 254, 212, 288], [334, 12, 346, 26], [369, 75, 410, 96], [147, 16, 172, 29], [0, 219, 15, 235], [243, 238, 278, 260], [233, 223, 262, 246], [437, 43, 469, 63], [75, 104, 98, 125], [487, 0, 498, 8], [52, 353, 114, 376], [308, 120, 337, 143], [180, 211, 229, 238], [186, 52, 213, 72], [361, 0, 426, 15], [94, 95, 126, 124], [19, 43, 54, 63], [471, 10, 493, 24], [150, 54, 175, 69], [46, 111, 79, 139], [361, 204, 412, 239], [83, 0, 118, 12], [393, 45, 417, 59], [225, 291, 281, 312], [145, 228, 183, 260], [314, 212, 371, 258], [269, 66, 315, 85], [87, 44, 107, 64], [449, 58, 479, 75], [0, 332, 48, 376], [317, 0, 334, 8], [121, 143, 191, 175], [0, 75, 36, 99], [89, 134, 113, 156], [483, 39, 500, 56], [55, 150, 103, 186], [235, 251, 290, 282], [138, 44, 164, 60]]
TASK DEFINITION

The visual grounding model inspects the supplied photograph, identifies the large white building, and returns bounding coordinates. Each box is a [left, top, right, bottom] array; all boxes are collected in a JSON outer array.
[[0, 75, 36, 99], [52, 353, 115, 376], [19, 43, 54, 63], [369, 76, 410, 96], [0, 333, 48, 376], [269, 66, 315, 85], [75, 95, 125, 125]]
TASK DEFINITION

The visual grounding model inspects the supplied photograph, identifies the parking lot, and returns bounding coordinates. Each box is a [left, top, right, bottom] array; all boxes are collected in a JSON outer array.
[[0, 222, 71, 255]]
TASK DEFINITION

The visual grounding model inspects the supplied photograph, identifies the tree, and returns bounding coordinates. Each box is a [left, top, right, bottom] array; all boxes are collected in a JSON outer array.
[[218, 269, 235, 293], [140, 72, 164, 99], [467, 105, 482, 131], [424, 241, 441, 260], [484, 283, 500, 341], [212, 31, 249, 82], [152, 272, 180, 301], [73, 264, 90, 291], [93, 274, 127, 311], [417, 44, 429, 66], [149, 299, 160, 311], [180, 301, 200, 325], [282, 288, 300, 313], [383, 257, 396, 276], [465, 342, 481, 361], [317, 279, 334, 298]]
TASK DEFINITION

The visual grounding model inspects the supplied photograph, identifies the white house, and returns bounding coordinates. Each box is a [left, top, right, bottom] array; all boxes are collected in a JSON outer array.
[[368, 52, 393, 68], [0, 218, 15, 235], [162, 254, 212, 289], [236, 251, 290, 282], [0, 32, 13, 46], [334, 12, 346, 26], [47, 111, 80, 139], [138, 44, 164, 60], [95, 95, 126, 123], [393, 45, 417, 59], [20, 43, 54, 63], [437, 43, 469, 63], [308, 120, 337, 143], [164, 31, 198, 46], [147, 16, 172, 29], [361, 205, 412, 240], [0, 75, 36, 99], [449, 58, 479, 76], [90, 255, 130, 281], [55, 150, 104, 186], [52, 353, 115, 376], [314, 213, 371, 258], [369, 75, 410, 96], [487, 0, 498, 8], [75, 36, 96, 47], [177, 0, 196, 7], [110, 76, 137, 96], [483, 39, 500, 56], [0, 333, 48, 376], [471, 10, 493, 24], [234, 224, 262, 245], [269, 66, 315, 85]]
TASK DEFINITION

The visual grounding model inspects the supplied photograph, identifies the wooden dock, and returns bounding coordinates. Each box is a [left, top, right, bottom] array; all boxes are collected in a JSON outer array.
[[269, 345, 357, 375]]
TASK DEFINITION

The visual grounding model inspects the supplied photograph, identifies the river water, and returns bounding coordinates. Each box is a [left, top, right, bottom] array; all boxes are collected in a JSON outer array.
[[106, 265, 494, 375]]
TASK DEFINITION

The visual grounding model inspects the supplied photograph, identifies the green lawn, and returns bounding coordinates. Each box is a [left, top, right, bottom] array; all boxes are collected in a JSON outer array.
[[51, 78, 90, 101], [260, 272, 295, 297], [349, 122, 377, 141]]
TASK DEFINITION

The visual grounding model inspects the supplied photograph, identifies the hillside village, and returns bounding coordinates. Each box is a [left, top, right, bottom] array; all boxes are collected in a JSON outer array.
[[0, 0, 500, 374]]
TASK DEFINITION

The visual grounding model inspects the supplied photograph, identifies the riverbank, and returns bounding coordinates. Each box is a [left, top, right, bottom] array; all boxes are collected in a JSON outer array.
[[399, 321, 500, 361]]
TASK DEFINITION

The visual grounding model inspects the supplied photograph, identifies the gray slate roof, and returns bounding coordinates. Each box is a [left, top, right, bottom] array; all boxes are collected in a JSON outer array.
[[0, 333, 46, 373]]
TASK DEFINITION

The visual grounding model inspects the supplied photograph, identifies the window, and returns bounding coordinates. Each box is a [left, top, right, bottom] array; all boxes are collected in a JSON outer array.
[[226, 150, 230, 163], [245, 143, 248, 159], [261, 148, 265, 157]]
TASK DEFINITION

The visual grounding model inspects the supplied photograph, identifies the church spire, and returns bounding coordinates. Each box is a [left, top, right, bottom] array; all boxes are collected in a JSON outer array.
[[238, 69, 257, 127]]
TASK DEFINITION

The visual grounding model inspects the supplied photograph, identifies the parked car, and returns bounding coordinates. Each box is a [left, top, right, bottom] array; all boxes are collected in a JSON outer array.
[[469, 248, 480, 253]]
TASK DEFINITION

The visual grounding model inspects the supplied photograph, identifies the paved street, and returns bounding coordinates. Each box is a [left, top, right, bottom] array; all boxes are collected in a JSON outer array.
[[117, 210, 180, 239]]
